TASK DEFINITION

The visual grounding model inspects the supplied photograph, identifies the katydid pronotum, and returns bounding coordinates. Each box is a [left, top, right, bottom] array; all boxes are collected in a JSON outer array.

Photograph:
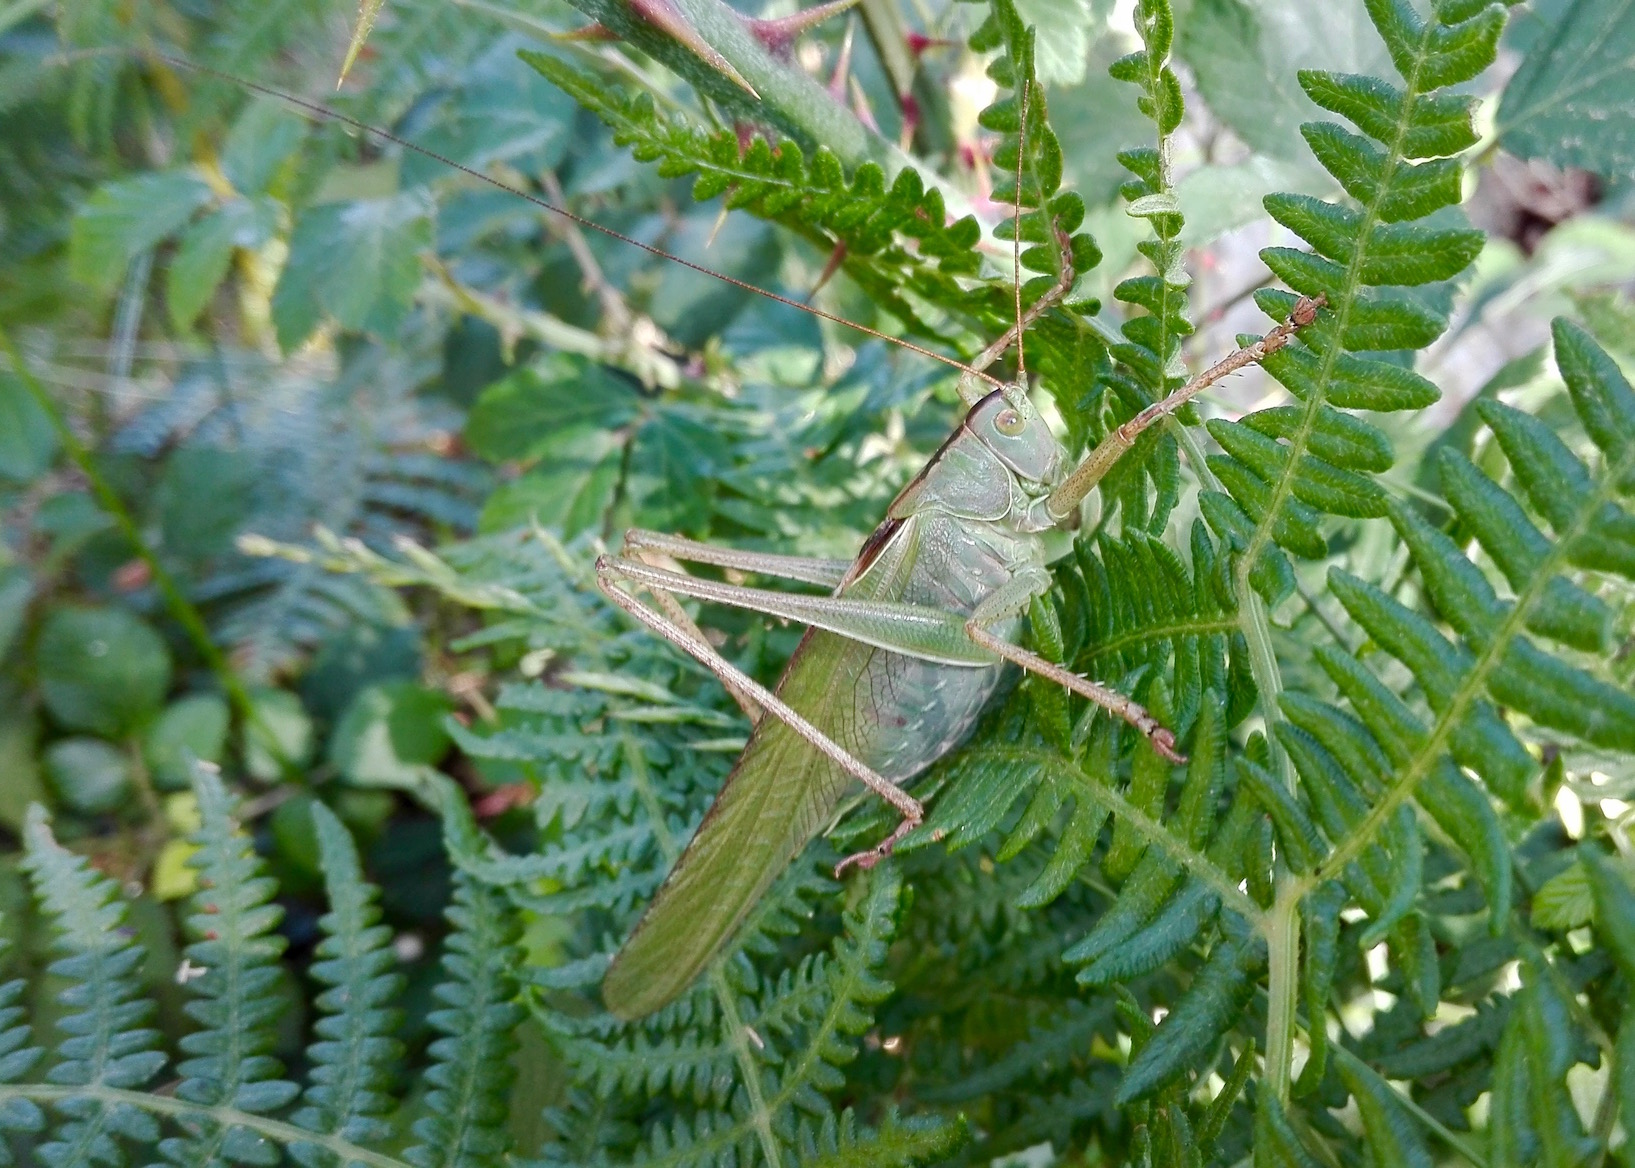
[[164, 55, 1323, 1020]]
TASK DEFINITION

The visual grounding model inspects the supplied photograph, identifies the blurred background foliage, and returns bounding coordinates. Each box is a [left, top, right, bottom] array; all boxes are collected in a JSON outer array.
[[0, 0, 1632, 1162]]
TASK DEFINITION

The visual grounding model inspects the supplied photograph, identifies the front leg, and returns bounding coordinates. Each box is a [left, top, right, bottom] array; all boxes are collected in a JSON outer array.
[[964, 569, 1186, 764]]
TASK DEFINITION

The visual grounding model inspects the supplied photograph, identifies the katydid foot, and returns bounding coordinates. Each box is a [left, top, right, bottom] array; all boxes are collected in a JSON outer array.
[[835, 807, 923, 876]]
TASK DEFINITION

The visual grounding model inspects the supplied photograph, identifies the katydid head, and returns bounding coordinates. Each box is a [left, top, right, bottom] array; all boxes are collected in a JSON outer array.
[[965, 384, 1065, 493]]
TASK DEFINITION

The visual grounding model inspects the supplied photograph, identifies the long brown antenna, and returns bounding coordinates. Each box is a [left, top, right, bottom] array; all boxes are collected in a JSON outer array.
[[1012, 79, 1030, 379], [152, 53, 1003, 389]]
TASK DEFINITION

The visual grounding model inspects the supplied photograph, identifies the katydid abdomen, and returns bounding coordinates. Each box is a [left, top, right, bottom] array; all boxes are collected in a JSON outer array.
[[602, 491, 1037, 1019]]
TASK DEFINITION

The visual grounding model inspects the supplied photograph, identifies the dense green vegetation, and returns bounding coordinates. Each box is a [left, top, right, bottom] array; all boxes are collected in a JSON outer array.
[[1, 0, 1633, 1162]]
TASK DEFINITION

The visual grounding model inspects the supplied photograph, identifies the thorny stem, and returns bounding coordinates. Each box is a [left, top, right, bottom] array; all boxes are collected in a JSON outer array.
[[560, 0, 881, 164], [556, 0, 985, 230], [0, 325, 288, 775]]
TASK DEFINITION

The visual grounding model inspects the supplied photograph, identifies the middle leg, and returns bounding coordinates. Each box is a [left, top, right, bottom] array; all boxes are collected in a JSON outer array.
[[963, 569, 1186, 764]]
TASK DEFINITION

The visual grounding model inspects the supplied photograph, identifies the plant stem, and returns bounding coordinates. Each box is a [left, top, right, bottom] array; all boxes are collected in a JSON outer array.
[[1261, 875, 1301, 1105], [0, 1084, 406, 1168], [0, 325, 281, 773], [1236, 499, 1302, 1108], [710, 966, 784, 1168]]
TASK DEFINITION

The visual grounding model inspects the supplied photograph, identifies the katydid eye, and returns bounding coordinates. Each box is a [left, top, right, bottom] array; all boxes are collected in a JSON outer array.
[[994, 408, 1025, 436]]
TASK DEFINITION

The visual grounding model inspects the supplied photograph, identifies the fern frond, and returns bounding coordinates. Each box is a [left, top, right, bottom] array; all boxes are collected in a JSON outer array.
[[19, 807, 163, 1165], [1060, 522, 1255, 740], [1205, 0, 1502, 597], [968, 0, 1104, 356], [1487, 956, 1600, 1163], [550, 1018, 738, 1108], [592, 866, 916, 1168], [913, 998, 1114, 1105], [791, 1108, 966, 1167], [1090, 0, 1193, 536], [402, 870, 524, 1168], [0, 936, 43, 1160], [117, 349, 490, 681], [521, 51, 998, 347], [524, 0, 1107, 385], [1219, 318, 1635, 1144], [159, 762, 301, 1168], [766, 865, 901, 1107], [287, 803, 405, 1161], [1291, 321, 1635, 895]]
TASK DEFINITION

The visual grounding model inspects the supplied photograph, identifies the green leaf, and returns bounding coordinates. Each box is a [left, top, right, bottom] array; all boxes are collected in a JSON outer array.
[[35, 606, 173, 737], [166, 196, 280, 330], [143, 694, 230, 792], [1532, 855, 1595, 930], [398, 46, 578, 187], [328, 682, 454, 789], [271, 191, 435, 351], [478, 442, 623, 537], [42, 737, 131, 815], [244, 687, 314, 781], [1496, 0, 1635, 179], [69, 170, 213, 293], [221, 99, 307, 194], [1116, 934, 1263, 1103], [1336, 1058, 1434, 1168], [1180, 0, 1394, 161], [1583, 848, 1635, 976], [0, 373, 57, 483], [464, 355, 637, 463]]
